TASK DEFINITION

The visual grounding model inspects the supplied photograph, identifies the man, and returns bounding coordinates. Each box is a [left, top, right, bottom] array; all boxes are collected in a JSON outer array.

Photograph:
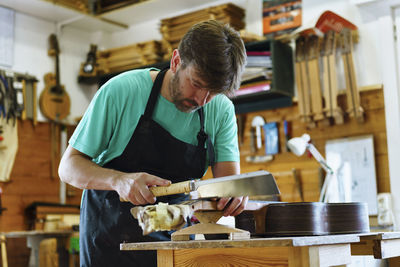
[[59, 20, 247, 266]]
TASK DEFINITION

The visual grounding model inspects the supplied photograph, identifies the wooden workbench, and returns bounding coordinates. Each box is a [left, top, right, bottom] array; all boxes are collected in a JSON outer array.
[[121, 234, 360, 267], [351, 232, 400, 260], [1, 230, 74, 267]]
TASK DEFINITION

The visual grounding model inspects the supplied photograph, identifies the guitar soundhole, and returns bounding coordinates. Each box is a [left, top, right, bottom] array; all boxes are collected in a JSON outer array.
[[50, 85, 64, 95]]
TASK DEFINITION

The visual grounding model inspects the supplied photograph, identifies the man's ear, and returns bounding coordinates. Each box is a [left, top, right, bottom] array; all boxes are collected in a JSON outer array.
[[170, 49, 181, 74]]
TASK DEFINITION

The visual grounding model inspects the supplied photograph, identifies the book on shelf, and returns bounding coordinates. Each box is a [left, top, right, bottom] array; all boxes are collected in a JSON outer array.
[[234, 80, 271, 97]]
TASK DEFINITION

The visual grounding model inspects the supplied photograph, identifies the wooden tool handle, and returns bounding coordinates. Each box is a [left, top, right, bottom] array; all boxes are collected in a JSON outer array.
[[150, 180, 191, 196], [120, 181, 192, 202]]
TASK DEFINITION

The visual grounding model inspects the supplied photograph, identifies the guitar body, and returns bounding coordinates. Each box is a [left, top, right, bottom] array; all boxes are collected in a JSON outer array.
[[235, 202, 370, 237], [40, 72, 70, 121], [40, 34, 71, 121]]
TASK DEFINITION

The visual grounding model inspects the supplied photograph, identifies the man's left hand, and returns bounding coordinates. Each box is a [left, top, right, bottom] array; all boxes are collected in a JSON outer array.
[[217, 196, 249, 217]]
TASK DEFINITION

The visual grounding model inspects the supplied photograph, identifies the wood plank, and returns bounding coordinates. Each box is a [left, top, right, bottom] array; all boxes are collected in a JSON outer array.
[[351, 239, 374, 255], [375, 239, 400, 259], [173, 247, 288, 267], [120, 235, 360, 250], [288, 247, 309, 267], [308, 244, 352, 266], [157, 250, 173, 267]]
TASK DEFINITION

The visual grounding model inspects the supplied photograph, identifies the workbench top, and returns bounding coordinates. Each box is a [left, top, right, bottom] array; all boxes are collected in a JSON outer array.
[[120, 234, 361, 251]]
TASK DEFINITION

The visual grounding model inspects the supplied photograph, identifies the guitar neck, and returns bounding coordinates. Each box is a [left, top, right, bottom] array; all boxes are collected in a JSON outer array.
[[55, 52, 60, 86]]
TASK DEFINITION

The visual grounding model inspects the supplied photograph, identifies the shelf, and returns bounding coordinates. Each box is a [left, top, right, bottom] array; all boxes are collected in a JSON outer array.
[[79, 40, 294, 114], [2, 0, 238, 33], [78, 61, 170, 86], [232, 39, 294, 114], [1, 0, 128, 32], [98, 0, 228, 26], [232, 91, 293, 114]]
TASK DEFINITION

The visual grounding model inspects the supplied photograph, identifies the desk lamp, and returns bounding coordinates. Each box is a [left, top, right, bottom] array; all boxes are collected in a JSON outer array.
[[287, 134, 337, 202]]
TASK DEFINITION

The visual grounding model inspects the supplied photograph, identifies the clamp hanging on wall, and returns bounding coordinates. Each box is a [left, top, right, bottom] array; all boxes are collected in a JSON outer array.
[[0, 187, 7, 215]]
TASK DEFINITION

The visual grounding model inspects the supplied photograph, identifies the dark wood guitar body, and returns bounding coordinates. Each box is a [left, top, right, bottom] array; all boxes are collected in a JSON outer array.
[[235, 202, 369, 237]]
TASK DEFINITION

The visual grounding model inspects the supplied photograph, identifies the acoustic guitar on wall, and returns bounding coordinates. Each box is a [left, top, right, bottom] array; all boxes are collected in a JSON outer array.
[[39, 34, 71, 121]]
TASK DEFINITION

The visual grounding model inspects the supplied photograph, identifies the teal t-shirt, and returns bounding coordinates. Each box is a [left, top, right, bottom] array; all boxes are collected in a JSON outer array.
[[69, 68, 239, 171]]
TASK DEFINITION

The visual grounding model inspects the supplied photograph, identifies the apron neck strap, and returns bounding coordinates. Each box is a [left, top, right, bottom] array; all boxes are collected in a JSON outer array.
[[197, 108, 215, 166], [144, 68, 168, 119]]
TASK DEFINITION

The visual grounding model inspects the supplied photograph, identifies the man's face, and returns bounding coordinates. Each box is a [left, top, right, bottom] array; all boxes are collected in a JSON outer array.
[[169, 64, 217, 113]]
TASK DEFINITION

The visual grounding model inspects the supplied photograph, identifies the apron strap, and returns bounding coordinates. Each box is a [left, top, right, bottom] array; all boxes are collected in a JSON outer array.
[[144, 67, 215, 167], [143, 68, 169, 119], [197, 108, 215, 167]]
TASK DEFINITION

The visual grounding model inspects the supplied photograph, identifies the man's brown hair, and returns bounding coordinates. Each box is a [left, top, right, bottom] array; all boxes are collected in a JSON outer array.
[[178, 20, 246, 96]]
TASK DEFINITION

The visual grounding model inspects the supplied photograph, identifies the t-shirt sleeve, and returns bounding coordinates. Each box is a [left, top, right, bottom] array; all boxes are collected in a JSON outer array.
[[69, 82, 118, 160], [213, 101, 239, 163]]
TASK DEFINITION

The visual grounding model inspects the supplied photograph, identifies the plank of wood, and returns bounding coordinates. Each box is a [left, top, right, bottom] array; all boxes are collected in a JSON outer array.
[[120, 234, 360, 250], [374, 239, 400, 259], [171, 223, 250, 241], [157, 250, 173, 267], [174, 247, 288, 267], [308, 244, 352, 266]]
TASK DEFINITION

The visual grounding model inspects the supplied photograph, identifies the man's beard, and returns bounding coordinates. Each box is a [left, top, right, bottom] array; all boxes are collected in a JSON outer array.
[[169, 69, 201, 113]]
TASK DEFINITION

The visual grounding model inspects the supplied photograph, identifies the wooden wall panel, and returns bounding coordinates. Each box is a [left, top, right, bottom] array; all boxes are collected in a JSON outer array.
[[238, 88, 389, 201], [204, 88, 389, 202], [0, 121, 82, 232]]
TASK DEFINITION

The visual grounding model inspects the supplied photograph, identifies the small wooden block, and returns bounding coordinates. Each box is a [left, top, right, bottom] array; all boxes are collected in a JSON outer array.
[[171, 223, 250, 241]]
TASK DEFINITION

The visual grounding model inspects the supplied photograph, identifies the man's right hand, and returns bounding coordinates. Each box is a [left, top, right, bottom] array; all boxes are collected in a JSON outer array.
[[113, 172, 171, 205]]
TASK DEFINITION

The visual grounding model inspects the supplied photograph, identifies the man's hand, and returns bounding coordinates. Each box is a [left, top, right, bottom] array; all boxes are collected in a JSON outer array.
[[217, 196, 249, 217], [113, 172, 171, 205]]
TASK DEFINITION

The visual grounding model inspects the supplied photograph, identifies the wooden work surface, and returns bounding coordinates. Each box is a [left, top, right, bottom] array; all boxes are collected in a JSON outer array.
[[1, 230, 73, 238], [121, 234, 360, 250], [121, 234, 360, 267], [1, 230, 75, 267]]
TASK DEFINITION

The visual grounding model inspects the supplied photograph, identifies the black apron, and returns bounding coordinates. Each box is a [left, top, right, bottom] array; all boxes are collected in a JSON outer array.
[[79, 69, 214, 267]]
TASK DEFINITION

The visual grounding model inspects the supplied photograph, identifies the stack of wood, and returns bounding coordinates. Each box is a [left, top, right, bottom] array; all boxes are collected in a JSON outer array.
[[97, 40, 164, 74], [160, 3, 245, 60], [43, 0, 90, 14]]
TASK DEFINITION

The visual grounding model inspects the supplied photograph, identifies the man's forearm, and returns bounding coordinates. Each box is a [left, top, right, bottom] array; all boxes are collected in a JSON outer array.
[[58, 145, 123, 191]]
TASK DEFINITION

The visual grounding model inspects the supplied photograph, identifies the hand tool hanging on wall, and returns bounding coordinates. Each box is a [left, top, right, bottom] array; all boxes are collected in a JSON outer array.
[[295, 36, 309, 123], [283, 120, 291, 152], [296, 36, 314, 125], [251, 116, 265, 150], [340, 28, 364, 123], [0, 71, 16, 125], [0, 187, 6, 215], [305, 35, 325, 123], [321, 30, 343, 125]]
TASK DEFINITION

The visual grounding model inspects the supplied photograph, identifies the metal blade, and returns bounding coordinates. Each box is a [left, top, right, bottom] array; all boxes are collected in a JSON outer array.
[[195, 170, 280, 198]]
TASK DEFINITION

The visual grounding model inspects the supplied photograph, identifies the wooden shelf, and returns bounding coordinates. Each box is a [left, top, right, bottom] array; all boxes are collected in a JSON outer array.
[[232, 39, 294, 114], [77, 61, 170, 86]]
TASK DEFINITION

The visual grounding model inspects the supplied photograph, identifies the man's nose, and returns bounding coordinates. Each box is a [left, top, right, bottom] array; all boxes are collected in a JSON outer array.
[[194, 89, 210, 106]]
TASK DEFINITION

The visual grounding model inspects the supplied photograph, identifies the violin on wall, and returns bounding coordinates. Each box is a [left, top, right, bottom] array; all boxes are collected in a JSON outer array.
[[39, 34, 70, 121]]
